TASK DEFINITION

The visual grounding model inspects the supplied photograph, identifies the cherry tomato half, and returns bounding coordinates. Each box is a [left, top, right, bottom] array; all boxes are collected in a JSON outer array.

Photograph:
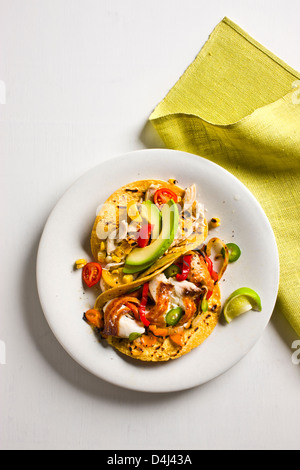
[[154, 188, 178, 206], [84, 309, 103, 329], [82, 262, 102, 287]]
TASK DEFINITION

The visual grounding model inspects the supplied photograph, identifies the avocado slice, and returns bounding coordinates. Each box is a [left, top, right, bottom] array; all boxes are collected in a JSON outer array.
[[122, 261, 155, 274], [123, 199, 179, 274], [141, 200, 162, 240]]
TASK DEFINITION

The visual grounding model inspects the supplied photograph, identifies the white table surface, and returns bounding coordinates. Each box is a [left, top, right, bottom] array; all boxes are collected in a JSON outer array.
[[1, 0, 300, 451]]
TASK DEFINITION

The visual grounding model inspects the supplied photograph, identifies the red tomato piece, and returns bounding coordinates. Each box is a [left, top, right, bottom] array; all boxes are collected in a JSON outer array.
[[82, 262, 102, 287], [154, 188, 178, 206], [137, 223, 152, 248]]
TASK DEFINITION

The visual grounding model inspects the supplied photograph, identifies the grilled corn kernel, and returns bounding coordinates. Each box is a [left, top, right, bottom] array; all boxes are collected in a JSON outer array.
[[114, 247, 125, 259], [127, 201, 141, 221], [111, 255, 121, 263], [168, 178, 178, 185], [123, 274, 134, 284], [210, 217, 221, 228], [124, 245, 133, 254], [75, 258, 87, 269], [112, 267, 123, 275], [127, 237, 137, 246], [97, 251, 106, 263], [100, 241, 106, 251]]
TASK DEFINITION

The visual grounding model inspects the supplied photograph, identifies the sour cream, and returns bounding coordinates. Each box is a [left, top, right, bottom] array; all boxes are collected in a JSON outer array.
[[102, 300, 145, 338], [118, 315, 145, 338]]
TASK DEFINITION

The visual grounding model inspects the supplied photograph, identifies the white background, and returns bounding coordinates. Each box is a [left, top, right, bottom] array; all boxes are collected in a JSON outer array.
[[1, 0, 300, 450]]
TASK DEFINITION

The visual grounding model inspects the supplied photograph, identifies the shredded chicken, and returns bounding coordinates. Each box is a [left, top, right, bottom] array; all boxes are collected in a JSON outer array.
[[187, 254, 214, 292], [101, 252, 215, 338], [148, 273, 202, 327], [102, 296, 142, 337], [145, 184, 160, 202], [106, 220, 128, 254], [183, 184, 197, 210]]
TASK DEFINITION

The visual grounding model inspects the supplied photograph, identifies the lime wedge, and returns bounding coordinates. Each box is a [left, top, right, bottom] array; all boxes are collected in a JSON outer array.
[[223, 287, 262, 323]]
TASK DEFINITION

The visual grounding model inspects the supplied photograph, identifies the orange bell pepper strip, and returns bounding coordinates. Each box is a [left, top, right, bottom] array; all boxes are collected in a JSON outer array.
[[169, 333, 184, 347], [84, 309, 103, 329], [149, 325, 168, 337], [140, 334, 157, 347], [124, 302, 140, 321]]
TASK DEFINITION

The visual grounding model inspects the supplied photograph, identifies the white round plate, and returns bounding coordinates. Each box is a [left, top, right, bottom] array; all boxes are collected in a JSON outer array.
[[37, 149, 279, 393]]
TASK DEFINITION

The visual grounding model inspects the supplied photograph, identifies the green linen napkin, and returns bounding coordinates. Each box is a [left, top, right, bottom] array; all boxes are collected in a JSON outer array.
[[150, 17, 300, 336]]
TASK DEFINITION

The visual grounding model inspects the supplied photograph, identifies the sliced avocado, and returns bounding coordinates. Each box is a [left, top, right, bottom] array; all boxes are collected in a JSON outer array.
[[141, 200, 162, 240], [123, 199, 179, 273], [123, 261, 154, 274]]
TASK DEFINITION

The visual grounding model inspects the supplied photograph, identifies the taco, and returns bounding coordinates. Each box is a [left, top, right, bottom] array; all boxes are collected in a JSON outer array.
[[83, 240, 229, 362], [90, 179, 208, 292]]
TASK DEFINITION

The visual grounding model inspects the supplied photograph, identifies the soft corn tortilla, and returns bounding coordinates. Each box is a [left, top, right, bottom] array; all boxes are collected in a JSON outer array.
[[102, 284, 221, 362], [90, 179, 207, 284]]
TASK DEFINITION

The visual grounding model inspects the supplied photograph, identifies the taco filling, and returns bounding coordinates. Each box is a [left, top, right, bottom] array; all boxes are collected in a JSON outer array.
[[90, 179, 207, 291], [78, 178, 231, 362], [84, 245, 229, 362]]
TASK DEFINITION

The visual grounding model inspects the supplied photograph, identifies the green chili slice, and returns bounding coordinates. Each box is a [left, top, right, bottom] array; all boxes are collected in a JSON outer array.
[[221, 243, 241, 263], [164, 264, 181, 279], [226, 243, 241, 263], [165, 307, 184, 326], [128, 332, 142, 342]]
